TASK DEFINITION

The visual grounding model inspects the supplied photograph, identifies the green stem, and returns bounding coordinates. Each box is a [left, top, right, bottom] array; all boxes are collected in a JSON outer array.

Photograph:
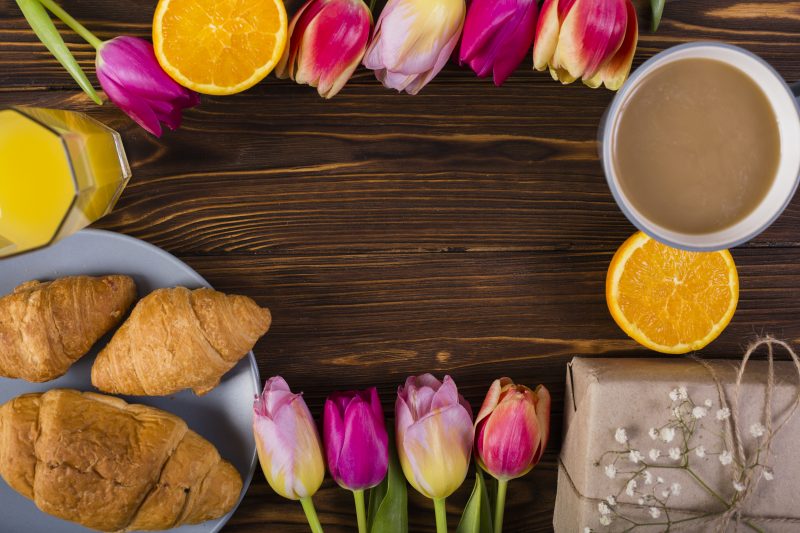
[[37, 0, 102, 49], [300, 497, 324, 533], [433, 498, 448, 533], [353, 490, 367, 533], [685, 468, 729, 508], [494, 479, 508, 533]]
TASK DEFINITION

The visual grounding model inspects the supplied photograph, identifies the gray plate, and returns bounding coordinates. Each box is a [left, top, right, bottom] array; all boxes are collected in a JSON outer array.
[[0, 229, 260, 533]]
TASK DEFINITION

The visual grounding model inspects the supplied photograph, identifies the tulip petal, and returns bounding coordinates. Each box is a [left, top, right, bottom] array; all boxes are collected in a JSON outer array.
[[399, 403, 474, 499], [98, 37, 189, 101], [554, 0, 627, 80], [582, 0, 637, 90], [366, 386, 384, 424], [488, 3, 537, 85], [475, 378, 503, 427], [323, 398, 346, 479], [275, 0, 319, 79], [97, 70, 162, 137], [532, 385, 552, 463], [532, 0, 560, 71]]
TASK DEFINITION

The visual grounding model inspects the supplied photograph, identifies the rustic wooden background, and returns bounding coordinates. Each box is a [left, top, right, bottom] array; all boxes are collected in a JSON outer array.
[[3, 0, 800, 530]]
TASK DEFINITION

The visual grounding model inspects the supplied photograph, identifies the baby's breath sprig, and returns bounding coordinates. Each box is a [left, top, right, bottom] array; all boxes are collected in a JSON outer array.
[[590, 386, 774, 532]]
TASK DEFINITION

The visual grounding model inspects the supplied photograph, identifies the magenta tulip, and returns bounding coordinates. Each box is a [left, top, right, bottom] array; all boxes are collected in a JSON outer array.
[[459, 0, 538, 86], [324, 387, 388, 533], [323, 387, 389, 490], [276, 0, 372, 98], [96, 36, 200, 136]]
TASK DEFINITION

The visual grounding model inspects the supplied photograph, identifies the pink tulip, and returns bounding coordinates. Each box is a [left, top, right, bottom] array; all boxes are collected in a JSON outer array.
[[474, 378, 551, 480], [459, 0, 538, 86], [363, 0, 466, 95], [95, 36, 200, 137], [323, 387, 389, 490], [395, 374, 474, 500], [532, 0, 638, 90], [276, 0, 372, 98], [253, 376, 325, 501]]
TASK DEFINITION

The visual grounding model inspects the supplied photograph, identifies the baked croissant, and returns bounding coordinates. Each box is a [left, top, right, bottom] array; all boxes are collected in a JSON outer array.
[[0, 389, 242, 532], [92, 287, 271, 396], [0, 275, 136, 382]]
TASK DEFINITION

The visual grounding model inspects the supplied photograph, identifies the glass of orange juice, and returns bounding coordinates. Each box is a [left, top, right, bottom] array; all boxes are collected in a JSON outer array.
[[0, 106, 130, 258]]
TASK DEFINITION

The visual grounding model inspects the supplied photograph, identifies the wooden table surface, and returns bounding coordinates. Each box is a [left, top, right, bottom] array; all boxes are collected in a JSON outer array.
[[3, 0, 800, 531]]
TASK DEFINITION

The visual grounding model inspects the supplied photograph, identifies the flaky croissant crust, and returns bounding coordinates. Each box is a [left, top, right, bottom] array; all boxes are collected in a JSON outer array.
[[0, 389, 242, 532]]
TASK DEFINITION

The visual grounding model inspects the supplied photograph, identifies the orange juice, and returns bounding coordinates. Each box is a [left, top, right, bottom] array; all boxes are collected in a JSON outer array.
[[0, 107, 130, 257]]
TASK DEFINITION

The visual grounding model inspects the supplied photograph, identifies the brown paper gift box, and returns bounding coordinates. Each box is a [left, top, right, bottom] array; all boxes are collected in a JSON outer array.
[[554, 357, 800, 532]]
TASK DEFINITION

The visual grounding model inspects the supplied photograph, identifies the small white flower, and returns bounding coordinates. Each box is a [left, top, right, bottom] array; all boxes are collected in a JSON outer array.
[[599, 515, 612, 526], [671, 483, 681, 496], [626, 479, 637, 497], [606, 495, 616, 506], [764, 469, 774, 481], [584, 528, 593, 533], [750, 423, 766, 438], [669, 388, 680, 402], [615, 428, 628, 444], [648, 427, 659, 440], [629, 449, 644, 464], [672, 406, 681, 418], [598, 502, 611, 516], [657, 476, 665, 484], [604, 464, 617, 479], [692, 406, 708, 419], [704, 398, 713, 408], [649, 448, 661, 461], [717, 407, 731, 420], [668, 447, 681, 461], [695, 445, 706, 458], [660, 427, 676, 443], [642, 470, 653, 485], [637, 497, 645, 505], [649, 507, 661, 519], [661, 489, 671, 499], [678, 386, 688, 400], [719, 450, 733, 466], [733, 480, 746, 492]]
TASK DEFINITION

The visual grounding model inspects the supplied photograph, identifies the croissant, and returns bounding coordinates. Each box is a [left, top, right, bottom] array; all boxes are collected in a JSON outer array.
[[0, 389, 242, 532], [92, 287, 271, 396], [0, 275, 136, 382]]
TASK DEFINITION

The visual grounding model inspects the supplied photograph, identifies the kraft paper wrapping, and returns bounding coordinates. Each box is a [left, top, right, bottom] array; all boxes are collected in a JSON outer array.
[[554, 357, 800, 532]]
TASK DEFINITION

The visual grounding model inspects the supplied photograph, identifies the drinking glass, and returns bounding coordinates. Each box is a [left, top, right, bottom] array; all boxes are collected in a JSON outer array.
[[0, 106, 130, 258]]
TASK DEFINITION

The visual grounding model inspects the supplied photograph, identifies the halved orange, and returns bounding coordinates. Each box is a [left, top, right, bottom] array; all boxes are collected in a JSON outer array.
[[153, 0, 288, 95], [606, 231, 739, 354]]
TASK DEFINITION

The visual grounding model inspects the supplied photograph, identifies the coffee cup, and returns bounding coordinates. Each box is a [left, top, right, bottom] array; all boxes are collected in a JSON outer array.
[[599, 42, 800, 251]]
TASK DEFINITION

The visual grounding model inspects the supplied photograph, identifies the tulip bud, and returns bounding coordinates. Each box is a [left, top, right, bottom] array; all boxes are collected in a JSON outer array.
[[474, 378, 551, 480], [323, 387, 389, 490], [459, 0, 538, 86], [276, 0, 373, 98], [253, 376, 325, 500], [395, 374, 474, 499], [532, 0, 638, 90], [95, 36, 200, 136], [363, 0, 466, 95]]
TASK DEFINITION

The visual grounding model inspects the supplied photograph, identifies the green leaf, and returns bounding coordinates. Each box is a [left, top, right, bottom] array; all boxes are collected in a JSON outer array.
[[367, 433, 408, 533], [15, 0, 101, 104], [651, 0, 665, 31], [456, 469, 494, 533]]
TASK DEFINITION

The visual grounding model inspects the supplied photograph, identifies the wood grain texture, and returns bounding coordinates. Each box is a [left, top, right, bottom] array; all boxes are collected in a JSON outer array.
[[2, 0, 800, 530]]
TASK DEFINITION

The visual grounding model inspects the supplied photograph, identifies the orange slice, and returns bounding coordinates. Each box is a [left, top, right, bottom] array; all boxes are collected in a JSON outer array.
[[606, 231, 738, 354], [153, 0, 287, 95]]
